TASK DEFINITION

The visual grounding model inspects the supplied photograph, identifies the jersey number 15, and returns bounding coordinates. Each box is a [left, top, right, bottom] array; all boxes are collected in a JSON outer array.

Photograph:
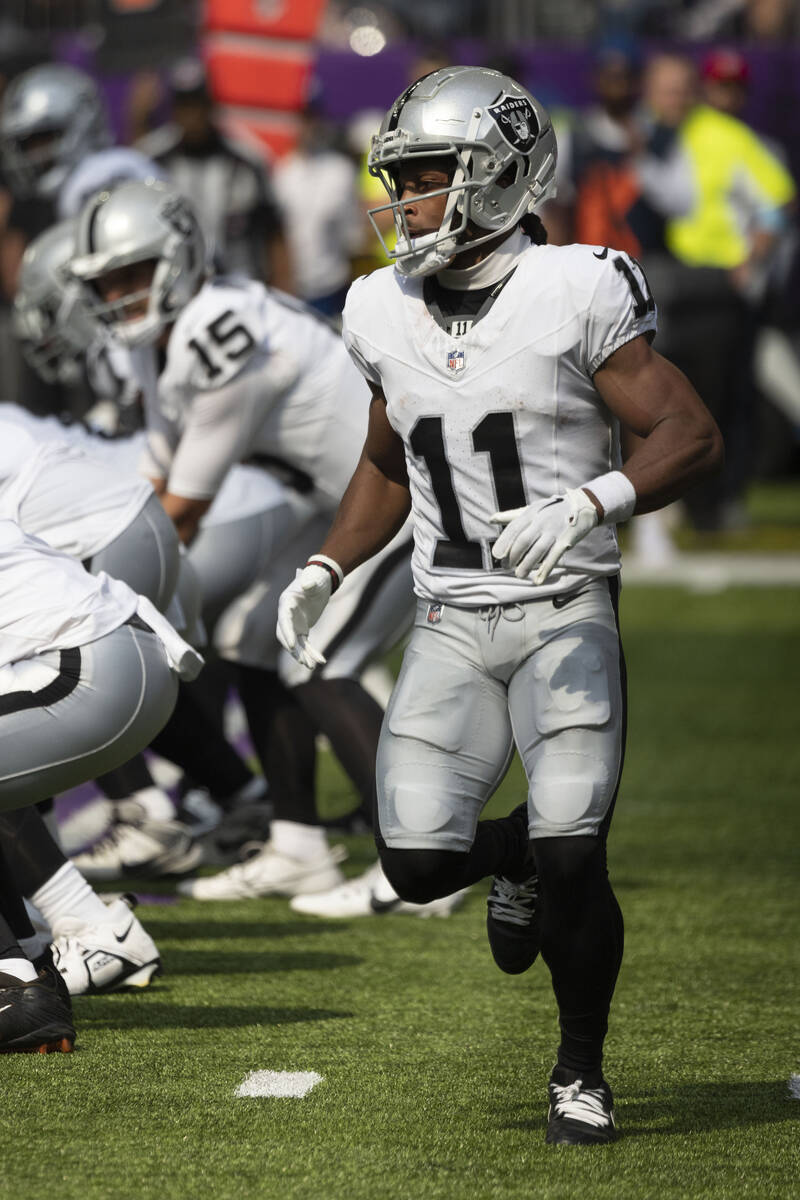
[[188, 309, 256, 381]]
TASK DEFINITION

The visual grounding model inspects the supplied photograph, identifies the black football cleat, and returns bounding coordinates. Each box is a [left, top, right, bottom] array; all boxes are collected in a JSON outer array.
[[0, 968, 76, 1054], [486, 869, 541, 974], [33, 945, 73, 1012], [546, 1067, 617, 1145]]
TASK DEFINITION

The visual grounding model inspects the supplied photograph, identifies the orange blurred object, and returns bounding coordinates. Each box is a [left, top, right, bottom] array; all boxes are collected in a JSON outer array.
[[206, 40, 313, 110], [204, 0, 327, 40]]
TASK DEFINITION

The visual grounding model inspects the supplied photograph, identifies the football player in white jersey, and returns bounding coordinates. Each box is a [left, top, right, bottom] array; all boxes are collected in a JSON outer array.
[[0, 518, 201, 1050], [276, 66, 724, 1144], [68, 180, 417, 902]]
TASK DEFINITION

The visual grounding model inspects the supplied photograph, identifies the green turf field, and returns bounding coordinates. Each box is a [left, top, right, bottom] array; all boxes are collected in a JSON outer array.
[[4, 586, 799, 1200]]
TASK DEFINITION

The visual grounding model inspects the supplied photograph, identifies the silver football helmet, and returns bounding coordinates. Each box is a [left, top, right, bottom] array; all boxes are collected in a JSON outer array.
[[70, 179, 207, 347], [0, 64, 111, 199], [12, 219, 97, 385], [368, 66, 557, 277]]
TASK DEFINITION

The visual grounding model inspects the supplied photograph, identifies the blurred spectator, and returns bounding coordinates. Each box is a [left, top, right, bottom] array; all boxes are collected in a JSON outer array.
[[646, 52, 797, 529], [137, 59, 293, 291], [549, 36, 693, 254], [682, 0, 800, 41], [345, 108, 394, 275], [700, 47, 750, 118], [273, 100, 365, 316]]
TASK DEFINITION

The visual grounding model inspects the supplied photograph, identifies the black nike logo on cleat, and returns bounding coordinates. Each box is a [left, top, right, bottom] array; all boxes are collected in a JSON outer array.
[[369, 896, 402, 914], [114, 920, 135, 943], [593, 247, 609, 259], [552, 590, 587, 609]]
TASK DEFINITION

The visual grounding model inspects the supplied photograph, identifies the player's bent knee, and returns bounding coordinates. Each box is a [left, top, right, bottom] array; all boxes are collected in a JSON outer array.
[[377, 845, 467, 904]]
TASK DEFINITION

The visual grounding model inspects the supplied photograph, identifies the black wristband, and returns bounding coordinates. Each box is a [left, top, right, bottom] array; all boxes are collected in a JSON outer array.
[[306, 559, 341, 593]]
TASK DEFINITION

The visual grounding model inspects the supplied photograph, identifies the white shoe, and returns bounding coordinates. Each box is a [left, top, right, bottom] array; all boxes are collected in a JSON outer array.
[[51, 895, 161, 995], [56, 794, 114, 857], [290, 860, 470, 918], [176, 841, 347, 901], [71, 815, 202, 881]]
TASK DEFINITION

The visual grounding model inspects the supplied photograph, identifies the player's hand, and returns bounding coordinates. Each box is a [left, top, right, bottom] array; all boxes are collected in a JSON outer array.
[[490, 488, 599, 584], [276, 564, 334, 669]]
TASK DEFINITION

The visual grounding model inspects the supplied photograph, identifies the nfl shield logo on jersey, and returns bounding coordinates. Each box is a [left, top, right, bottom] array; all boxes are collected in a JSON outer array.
[[426, 602, 443, 625], [447, 348, 465, 373]]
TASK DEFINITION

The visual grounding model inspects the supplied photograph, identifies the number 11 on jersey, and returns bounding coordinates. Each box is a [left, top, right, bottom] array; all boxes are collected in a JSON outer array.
[[409, 412, 527, 570]]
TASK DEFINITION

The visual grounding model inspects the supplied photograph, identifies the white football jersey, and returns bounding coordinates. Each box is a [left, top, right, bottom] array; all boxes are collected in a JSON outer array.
[[0, 423, 152, 560], [134, 277, 369, 508], [0, 519, 137, 670], [343, 242, 657, 605]]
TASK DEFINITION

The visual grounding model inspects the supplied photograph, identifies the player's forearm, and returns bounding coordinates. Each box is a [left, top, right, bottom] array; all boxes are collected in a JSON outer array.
[[319, 458, 411, 575], [621, 411, 723, 514]]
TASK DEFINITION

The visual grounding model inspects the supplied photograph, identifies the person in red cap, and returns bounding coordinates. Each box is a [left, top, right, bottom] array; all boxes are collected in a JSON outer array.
[[702, 49, 750, 119]]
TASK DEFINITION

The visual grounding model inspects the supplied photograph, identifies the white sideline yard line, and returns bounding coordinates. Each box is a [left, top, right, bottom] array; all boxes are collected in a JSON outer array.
[[789, 1074, 800, 1100], [622, 553, 800, 591], [235, 1070, 323, 1098]]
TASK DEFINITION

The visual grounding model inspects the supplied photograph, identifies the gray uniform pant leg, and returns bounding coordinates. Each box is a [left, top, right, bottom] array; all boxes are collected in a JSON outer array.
[[507, 583, 624, 840], [89, 493, 180, 612], [213, 512, 330, 670], [188, 501, 297, 635], [0, 623, 178, 812], [376, 580, 624, 851], [376, 602, 515, 851]]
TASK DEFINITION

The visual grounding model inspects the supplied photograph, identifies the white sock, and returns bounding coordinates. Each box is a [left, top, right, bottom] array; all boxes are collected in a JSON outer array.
[[0, 957, 38, 982], [126, 786, 175, 822], [31, 861, 110, 935], [270, 820, 329, 861], [19, 930, 49, 960]]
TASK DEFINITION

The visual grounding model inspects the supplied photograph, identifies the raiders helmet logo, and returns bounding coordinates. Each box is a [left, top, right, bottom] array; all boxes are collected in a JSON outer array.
[[487, 95, 539, 152]]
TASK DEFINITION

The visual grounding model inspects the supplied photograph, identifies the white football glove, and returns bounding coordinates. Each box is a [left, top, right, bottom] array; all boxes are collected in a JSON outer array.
[[491, 488, 599, 585], [276, 561, 339, 670]]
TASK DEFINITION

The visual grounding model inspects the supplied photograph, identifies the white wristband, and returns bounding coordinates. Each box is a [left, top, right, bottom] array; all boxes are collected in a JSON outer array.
[[581, 471, 637, 525], [305, 553, 344, 591]]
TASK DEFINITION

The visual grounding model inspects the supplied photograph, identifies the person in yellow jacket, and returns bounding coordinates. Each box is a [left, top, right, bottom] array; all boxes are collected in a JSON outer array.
[[667, 94, 795, 291], [642, 53, 795, 529]]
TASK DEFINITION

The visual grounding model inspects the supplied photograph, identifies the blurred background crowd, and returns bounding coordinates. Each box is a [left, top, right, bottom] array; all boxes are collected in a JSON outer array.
[[1, 0, 799, 555]]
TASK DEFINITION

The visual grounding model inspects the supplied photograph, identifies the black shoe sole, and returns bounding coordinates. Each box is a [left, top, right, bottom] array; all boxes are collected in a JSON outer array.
[[546, 1125, 618, 1145], [0, 1027, 75, 1054]]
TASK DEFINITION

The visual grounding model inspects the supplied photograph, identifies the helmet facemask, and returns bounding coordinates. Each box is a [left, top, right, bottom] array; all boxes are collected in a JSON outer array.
[[13, 291, 85, 385]]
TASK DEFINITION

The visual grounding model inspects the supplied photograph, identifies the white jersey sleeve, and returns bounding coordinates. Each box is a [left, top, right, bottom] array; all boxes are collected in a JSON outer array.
[[342, 275, 384, 386], [153, 280, 296, 500], [583, 248, 657, 377]]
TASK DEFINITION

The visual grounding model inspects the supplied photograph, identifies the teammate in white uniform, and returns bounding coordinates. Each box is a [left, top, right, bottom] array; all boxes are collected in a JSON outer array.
[[0, 518, 201, 1050], [8, 216, 268, 868], [276, 67, 724, 1144], [69, 179, 417, 900]]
